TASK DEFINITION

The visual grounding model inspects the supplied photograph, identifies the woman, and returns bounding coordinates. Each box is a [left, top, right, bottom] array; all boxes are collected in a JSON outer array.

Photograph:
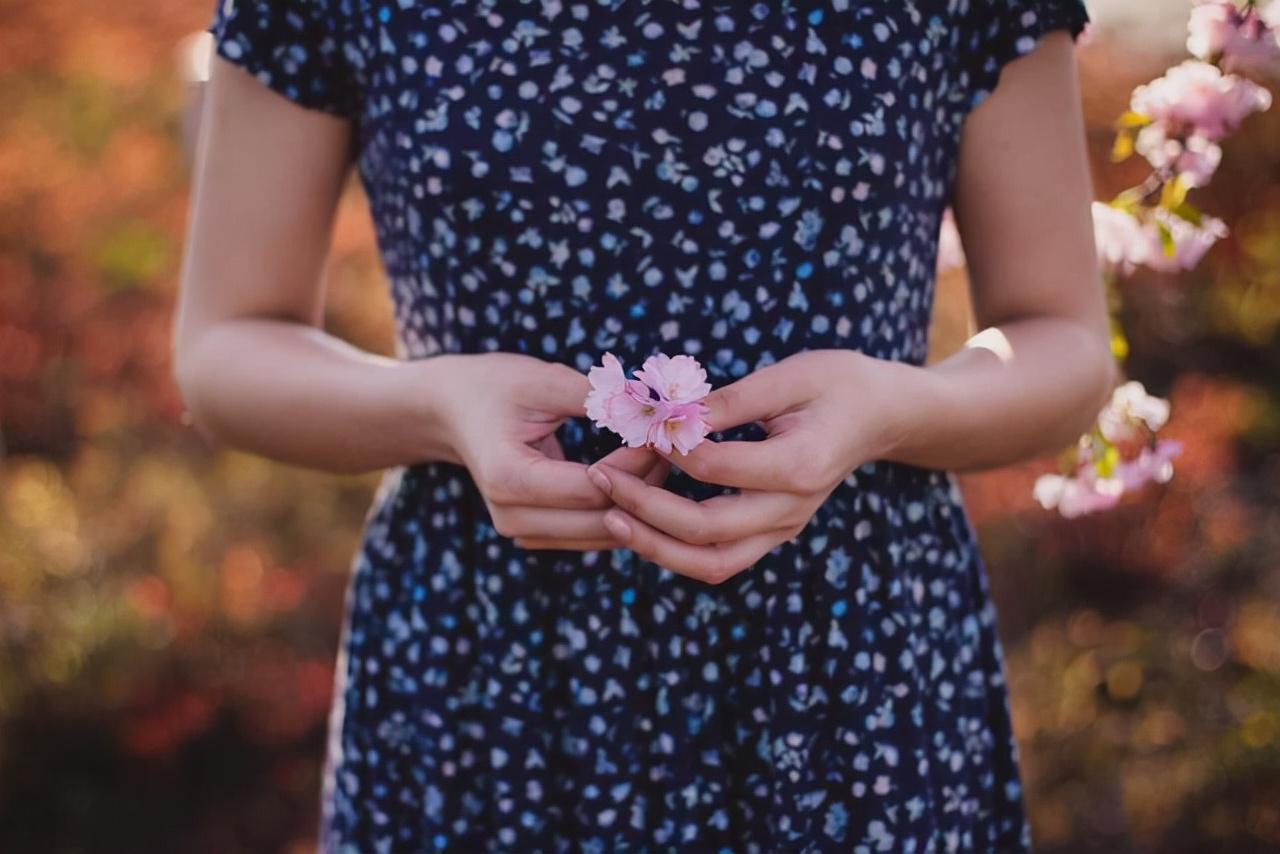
[[174, 0, 1113, 850]]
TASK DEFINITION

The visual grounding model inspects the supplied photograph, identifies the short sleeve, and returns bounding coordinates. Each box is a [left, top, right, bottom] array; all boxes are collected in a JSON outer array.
[[207, 0, 359, 119], [958, 0, 1091, 113]]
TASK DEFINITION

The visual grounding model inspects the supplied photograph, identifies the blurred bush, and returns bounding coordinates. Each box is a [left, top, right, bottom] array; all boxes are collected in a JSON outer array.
[[0, 2, 1277, 852]]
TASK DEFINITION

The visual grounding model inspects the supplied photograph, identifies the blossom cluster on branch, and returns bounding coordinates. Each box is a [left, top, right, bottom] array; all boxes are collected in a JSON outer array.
[[938, 0, 1279, 517], [1033, 382, 1185, 517]]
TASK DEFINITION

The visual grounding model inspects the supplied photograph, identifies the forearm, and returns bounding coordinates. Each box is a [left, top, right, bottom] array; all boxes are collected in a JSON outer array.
[[173, 317, 459, 475], [875, 314, 1118, 473]]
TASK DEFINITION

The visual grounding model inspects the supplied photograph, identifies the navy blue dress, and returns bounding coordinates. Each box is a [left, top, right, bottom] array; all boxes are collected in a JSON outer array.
[[208, 1, 1089, 851]]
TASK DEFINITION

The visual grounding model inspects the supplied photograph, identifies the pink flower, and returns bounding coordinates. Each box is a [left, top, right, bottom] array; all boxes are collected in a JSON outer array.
[[1134, 123, 1222, 186], [1141, 208, 1229, 273], [1092, 202, 1150, 275], [1265, 0, 1280, 28], [1130, 60, 1271, 142], [1092, 202, 1227, 276], [1034, 438, 1183, 519], [1098, 380, 1171, 443], [584, 352, 663, 448], [1188, 2, 1244, 60], [633, 353, 711, 404], [584, 351, 628, 415], [1187, 1, 1280, 73], [1033, 472, 1124, 518], [645, 399, 712, 455], [584, 351, 711, 454], [1115, 439, 1183, 491]]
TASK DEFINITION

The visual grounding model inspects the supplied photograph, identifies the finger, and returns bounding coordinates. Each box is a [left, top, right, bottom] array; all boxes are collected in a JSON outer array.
[[594, 444, 661, 477], [488, 505, 612, 540], [701, 364, 810, 433], [514, 537, 621, 552], [602, 507, 787, 585], [534, 362, 593, 418], [489, 442, 667, 510], [532, 435, 568, 460], [643, 456, 671, 486], [533, 432, 567, 461], [588, 444, 669, 488], [590, 462, 803, 545], [659, 432, 820, 492], [484, 448, 612, 510]]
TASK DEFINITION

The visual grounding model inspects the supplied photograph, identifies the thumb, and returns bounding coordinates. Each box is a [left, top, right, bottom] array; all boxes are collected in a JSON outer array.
[[536, 362, 593, 418], [533, 433, 566, 460], [702, 365, 802, 433], [592, 444, 660, 476]]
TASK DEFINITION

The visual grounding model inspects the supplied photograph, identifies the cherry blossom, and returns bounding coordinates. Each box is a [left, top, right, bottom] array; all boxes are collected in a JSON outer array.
[[1033, 436, 1183, 518], [1134, 122, 1222, 186], [584, 351, 711, 454], [1033, 470, 1125, 518], [1130, 59, 1271, 141], [1090, 203, 1226, 275], [584, 352, 661, 448], [1187, 0, 1280, 73], [1098, 380, 1171, 443], [644, 399, 712, 455], [1092, 202, 1151, 275], [632, 353, 711, 405], [1141, 208, 1229, 273], [939, 3, 1276, 516], [1115, 439, 1184, 491]]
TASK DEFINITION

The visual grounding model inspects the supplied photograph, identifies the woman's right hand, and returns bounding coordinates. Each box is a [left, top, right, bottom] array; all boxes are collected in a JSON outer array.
[[176, 57, 668, 513], [427, 352, 670, 551]]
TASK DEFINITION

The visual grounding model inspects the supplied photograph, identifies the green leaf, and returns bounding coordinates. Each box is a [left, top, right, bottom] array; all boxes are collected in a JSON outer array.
[[1056, 444, 1080, 475], [1095, 442, 1120, 478], [1156, 220, 1176, 258], [1111, 129, 1135, 163], [1109, 189, 1146, 213], [1110, 320, 1130, 362], [95, 220, 172, 290], [1116, 110, 1152, 129], [1159, 175, 1188, 211], [1170, 200, 1203, 226]]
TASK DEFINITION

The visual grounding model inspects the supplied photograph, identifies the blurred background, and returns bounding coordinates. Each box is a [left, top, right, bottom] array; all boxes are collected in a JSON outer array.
[[1, 1, 1278, 851]]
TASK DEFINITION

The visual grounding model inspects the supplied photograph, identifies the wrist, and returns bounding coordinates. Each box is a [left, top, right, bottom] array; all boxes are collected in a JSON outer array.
[[863, 356, 951, 467], [395, 354, 465, 466]]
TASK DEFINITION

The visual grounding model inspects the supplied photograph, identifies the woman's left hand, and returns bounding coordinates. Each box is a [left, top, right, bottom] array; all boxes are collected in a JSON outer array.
[[585, 348, 917, 584]]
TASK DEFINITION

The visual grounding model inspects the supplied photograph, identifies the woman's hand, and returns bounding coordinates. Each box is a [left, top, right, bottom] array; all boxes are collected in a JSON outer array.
[[579, 29, 1116, 583], [584, 349, 914, 584], [432, 352, 671, 551]]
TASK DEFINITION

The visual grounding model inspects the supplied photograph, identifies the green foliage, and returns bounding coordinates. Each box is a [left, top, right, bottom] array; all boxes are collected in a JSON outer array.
[[95, 220, 172, 290]]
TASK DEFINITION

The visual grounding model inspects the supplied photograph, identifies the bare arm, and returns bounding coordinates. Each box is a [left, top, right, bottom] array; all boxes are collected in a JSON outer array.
[[645, 30, 1117, 483], [174, 56, 664, 550], [879, 30, 1117, 472], [579, 31, 1120, 583], [173, 57, 454, 475]]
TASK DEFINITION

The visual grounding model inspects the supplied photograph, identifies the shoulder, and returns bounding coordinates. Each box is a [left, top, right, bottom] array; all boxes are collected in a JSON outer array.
[[208, 0, 362, 118], [942, 0, 1091, 112]]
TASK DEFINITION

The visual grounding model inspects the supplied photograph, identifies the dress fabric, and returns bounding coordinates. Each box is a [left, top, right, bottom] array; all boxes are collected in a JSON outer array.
[[208, 1, 1089, 851]]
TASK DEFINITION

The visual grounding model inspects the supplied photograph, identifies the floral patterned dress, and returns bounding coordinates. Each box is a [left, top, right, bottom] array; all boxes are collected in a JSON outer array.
[[208, 1, 1089, 851]]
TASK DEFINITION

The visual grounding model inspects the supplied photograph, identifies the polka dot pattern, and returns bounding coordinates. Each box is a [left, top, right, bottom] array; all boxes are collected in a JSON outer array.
[[208, 1, 1089, 850]]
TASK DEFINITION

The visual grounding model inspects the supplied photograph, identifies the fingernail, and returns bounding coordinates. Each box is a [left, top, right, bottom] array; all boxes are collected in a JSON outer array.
[[603, 511, 631, 541], [588, 465, 612, 495]]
